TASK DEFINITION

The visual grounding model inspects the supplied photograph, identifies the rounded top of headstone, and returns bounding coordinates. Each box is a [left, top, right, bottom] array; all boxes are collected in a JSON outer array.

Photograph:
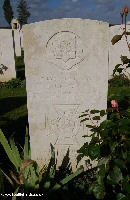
[[22, 18, 108, 29], [11, 18, 21, 30]]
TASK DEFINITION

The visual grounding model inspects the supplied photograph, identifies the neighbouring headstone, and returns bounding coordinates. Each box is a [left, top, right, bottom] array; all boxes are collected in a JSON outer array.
[[11, 18, 20, 30], [13, 30, 22, 56], [20, 30, 24, 48], [23, 19, 109, 170], [109, 24, 130, 79], [0, 29, 16, 82]]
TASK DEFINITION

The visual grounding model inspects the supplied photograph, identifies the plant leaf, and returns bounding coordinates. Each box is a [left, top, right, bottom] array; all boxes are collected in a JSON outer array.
[[123, 177, 130, 194], [107, 166, 122, 184], [49, 168, 83, 192], [0, 168, 4, 195], [80, 118, 90, 123], [121, 55, 128, 63], [114, 159, 126, 169], [12, 186, 20, 200], [116, 193, 126, 200], [88, 144, 100, 160], [0, 129, 17, 170], [113, 64, 122, 76], [24, 127, 30, 160], [92, 116, 100, 120], [1, 168, 15, 188], [90, 110, 100, 114], [111, 35, 122, 45], [93, 183, 105, 199], [9, 136, 22, 172]]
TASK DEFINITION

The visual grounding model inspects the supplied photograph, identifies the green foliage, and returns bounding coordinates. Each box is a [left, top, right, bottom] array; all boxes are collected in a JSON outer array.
[[0, 78, 25, 88], [0, 129, 22, 173], [17, 0, 31, 26], [77, 37, 130, 200], [108, 74, 130, 87], [0, 128, 83, 198], [3, 0, 14, 27], [112, 56, 130, 78], [77, 104, 130, 199]]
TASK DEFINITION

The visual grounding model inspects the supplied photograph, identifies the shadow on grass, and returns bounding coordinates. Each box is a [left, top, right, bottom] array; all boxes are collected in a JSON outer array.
[[0, 96, 27, 116]]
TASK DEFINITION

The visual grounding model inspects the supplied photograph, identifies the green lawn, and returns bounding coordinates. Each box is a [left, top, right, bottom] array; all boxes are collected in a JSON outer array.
[[0, 52, 27, 144]]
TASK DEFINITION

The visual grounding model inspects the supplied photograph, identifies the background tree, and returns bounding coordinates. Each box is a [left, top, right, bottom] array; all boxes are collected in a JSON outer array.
[[3, 0, 14, 27], [17, 0, 31, 27]]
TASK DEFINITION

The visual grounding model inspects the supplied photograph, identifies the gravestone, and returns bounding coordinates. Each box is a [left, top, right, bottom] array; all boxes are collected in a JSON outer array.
[[0, 29, 16, 82], [23, 19, 109, 170], [20, 30, 23, 48], [13, 30, 22, 56], [109, 24, 130, 79], [11, 18, 20, 30]]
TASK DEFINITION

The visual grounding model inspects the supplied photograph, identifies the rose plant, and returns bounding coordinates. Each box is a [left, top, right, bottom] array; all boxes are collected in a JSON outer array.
[[77, 5, 130, 200]]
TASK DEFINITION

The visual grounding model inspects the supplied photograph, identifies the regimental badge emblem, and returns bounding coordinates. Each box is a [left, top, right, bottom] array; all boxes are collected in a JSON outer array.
[[46, 31, 84, 70]]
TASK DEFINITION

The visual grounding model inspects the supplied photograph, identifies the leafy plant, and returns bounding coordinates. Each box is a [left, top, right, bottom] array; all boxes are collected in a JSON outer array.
[[0, 128, 83, 199], [0, 78, 24, 88], [77, 106, 130, 199], [77, 7, 130, 199]]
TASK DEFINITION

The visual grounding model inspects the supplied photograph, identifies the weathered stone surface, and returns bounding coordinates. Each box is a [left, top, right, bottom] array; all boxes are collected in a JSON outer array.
[[23, 18, 109, 170], [109, 24, 130, 79], [0, 29, 16, 82]]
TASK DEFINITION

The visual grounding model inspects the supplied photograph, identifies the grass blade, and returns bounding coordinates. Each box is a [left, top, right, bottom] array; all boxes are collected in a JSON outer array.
[[0, 168, 4, 195], [12, 186, 20, 200], [0, 129, 16, 169], [24, 127, 30, 160], [1, 168, 15, 188], [9, 136, 22, 172], [49, 168, 83, 192]]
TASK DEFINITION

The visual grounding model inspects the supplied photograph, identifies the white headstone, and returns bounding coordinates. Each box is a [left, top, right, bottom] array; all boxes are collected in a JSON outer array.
[[13, 30, 22, 56], [0, 29, 16, 82], [11, 18, 20, 30], [23, 19, 109, 170], [109, 24, 130, 79], [20, 30, 24, 48]]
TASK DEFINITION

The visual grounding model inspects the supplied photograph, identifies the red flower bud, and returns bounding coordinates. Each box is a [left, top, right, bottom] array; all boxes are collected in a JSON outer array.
[[111, 100, 118, 108], [124, 5, 129, 14]]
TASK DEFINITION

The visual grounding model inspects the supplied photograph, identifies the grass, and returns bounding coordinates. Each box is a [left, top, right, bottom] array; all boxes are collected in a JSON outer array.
[[0, 52, 27, 147]]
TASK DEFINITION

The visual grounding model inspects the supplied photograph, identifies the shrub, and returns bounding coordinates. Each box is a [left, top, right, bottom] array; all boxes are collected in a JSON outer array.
[[0, 78, 26, 88], [77, 105, 130, 199], [77, 9, 130, 198]]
